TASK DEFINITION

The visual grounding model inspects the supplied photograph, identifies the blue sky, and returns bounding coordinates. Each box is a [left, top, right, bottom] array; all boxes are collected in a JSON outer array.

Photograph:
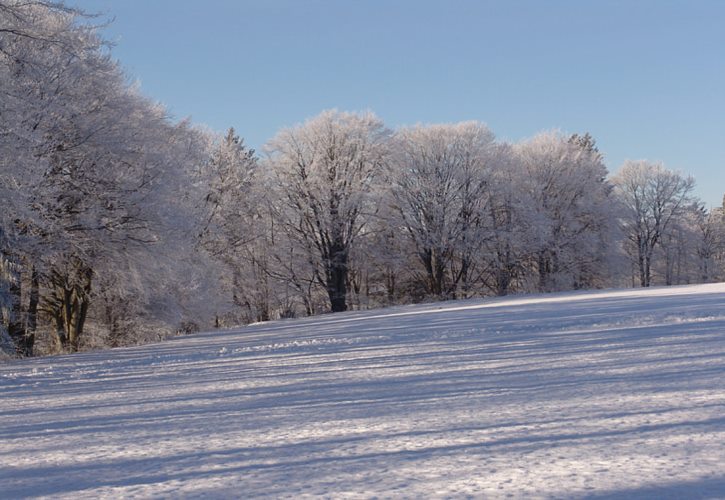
[[72, 0, 725, 207]]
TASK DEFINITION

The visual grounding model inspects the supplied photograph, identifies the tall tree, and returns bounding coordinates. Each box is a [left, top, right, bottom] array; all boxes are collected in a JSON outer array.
[[692, 205, 723, 283], [0, 0, 96, 354], [199, 128, 277, 323], [264, 110, 389, 313], [478, 143, 531, 296], [387, 122, 496, 298], [1, 1, 212, 353], [515, 132, 615, 292], [613, 160, 695, 287]]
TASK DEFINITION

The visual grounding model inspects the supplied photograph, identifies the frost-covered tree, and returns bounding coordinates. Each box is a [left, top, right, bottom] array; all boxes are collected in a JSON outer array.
[[652, 202, 700, 286], [0, 1, 212, 354], [0, 0, 96, 354], [387, 122, 496, 299], [353, 199, 416, 305], [264, 110, 389, 313], [515, 132, 615, 292], [613, 161, 695, 287], [199, 127, 281, 324], [691, 206, 722, 283], [477, 143, 531, 296]]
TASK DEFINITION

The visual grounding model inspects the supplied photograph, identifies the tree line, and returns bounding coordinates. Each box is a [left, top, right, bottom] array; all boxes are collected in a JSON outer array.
[[204, 115, 723, 325], [2, 1, 724, 357]]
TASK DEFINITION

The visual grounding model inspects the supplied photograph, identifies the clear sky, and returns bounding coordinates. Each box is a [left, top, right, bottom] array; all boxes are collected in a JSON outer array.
[[71, 0, 725, 208]]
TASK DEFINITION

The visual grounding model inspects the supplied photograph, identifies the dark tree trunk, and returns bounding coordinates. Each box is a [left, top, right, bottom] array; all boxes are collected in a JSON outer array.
[[386, 270, 396, 303], [50, 262, 93, 352], [450, 255, 470, 299], [326, 242, 348, 313], [639, 246, 653, 288], [420, 248, 446, 298], [637, 235, 653, 287], [71, 266, 93, 351], [18, 265, 39, 356], [256, 304, 270, 323], [496, 267, 511, 297], [54, 309, 66, 351], [7, 265, 25, 355], [538, 251, 551, 292]]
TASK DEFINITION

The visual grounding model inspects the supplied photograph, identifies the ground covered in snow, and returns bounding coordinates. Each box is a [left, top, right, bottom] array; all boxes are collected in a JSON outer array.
[[1, 284, 725, 499]]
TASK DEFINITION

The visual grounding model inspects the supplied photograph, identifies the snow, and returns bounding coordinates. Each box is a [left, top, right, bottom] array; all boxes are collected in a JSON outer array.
[[1, 283, 725, 499]]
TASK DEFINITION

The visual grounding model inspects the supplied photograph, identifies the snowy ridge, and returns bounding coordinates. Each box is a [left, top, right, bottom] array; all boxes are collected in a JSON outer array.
[[1, 283, 725, 498]]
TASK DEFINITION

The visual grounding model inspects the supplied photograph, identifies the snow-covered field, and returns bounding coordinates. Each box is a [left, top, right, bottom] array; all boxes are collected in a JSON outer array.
[[1, 284, 725, 499]]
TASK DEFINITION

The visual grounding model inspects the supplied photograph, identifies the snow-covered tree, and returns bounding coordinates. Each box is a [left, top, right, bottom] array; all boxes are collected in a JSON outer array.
[[0, 1, 213, 353], [0, 0, 97, 354], [387, 122, 497, 299], [199, 127, 280, 323], [477, 143, 532, 296], [613, 161, 695, 287], [515, 132, 616, 292], [264, 110, 389, 313], [693, 206, 725, 283]]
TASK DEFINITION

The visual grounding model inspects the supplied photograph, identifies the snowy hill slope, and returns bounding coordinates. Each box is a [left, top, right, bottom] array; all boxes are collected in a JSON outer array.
[[1, 284, 725, 499]]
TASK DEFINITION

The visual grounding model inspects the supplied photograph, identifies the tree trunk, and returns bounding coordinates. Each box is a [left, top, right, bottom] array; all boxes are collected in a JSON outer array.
[[6, 263, 25, 355], [54, 309, 66, 351], [19, 265, 39, 356], [326, 242, 348, 313], [638, 247, 648, 287], [421, 248, 446, 298], [67, 268, 92, 351], [451, 255, 470, 299], [496, 267, 511, 297], [433, 252, 446, 298], [51, 262, 93, 352], [2, 254, 36, 356], [538, 251, 551, 292], [639, 252, 652, 287], [386, 270, 396, 303]]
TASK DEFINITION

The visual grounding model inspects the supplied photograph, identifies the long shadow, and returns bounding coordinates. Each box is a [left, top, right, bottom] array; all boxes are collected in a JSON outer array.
[[578, 476, 725, 500], [1, 353, 723, 442], [1, 285, 724, 496], [1, 314, 723, 431], [3, 413, 724, 498]]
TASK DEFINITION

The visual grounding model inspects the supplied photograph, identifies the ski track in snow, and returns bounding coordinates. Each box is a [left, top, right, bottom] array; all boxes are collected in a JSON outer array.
[[1, 283, 725, 499]]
